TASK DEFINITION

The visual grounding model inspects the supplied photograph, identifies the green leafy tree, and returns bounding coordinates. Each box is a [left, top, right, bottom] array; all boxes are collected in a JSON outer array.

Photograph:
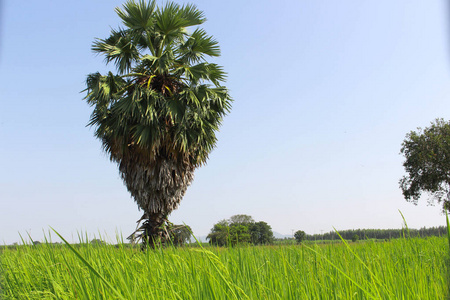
[[249, 221, 274, 245], [206, 219, 229, 246], [170, 225, 192, 246], [228, 224, 251, 245], [400, 119, 450, 212], [207, 215, 274, 246], [294, 230, 306, 244], [351, 234, 359, 242], [83, 0, 232, 247]]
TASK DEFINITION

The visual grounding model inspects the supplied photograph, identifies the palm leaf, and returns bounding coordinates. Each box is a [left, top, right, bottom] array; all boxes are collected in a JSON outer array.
[[115, 0, 156, 30]]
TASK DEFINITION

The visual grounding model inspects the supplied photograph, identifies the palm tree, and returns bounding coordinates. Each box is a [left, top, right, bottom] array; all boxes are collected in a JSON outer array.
[[83, 0, 232, 247]]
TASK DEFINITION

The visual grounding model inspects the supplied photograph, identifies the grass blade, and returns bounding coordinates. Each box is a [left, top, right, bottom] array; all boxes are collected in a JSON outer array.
[[50, 227, 126, 300], [446, 211, 450, 250]]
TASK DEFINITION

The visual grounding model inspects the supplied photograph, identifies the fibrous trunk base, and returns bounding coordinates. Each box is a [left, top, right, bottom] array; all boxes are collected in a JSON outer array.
[[128, 212, 172, 249], [141, 212, 170, 249]]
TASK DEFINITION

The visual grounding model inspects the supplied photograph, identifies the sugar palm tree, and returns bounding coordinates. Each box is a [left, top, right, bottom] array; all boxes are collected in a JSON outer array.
[[84, 0, 232, 247]]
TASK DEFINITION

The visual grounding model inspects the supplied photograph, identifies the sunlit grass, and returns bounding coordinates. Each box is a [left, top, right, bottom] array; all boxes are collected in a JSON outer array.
[[1, 229, 448, 299]]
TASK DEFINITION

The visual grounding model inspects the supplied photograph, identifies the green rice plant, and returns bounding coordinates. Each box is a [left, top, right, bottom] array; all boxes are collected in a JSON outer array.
[[446, 211, 450, 299], [446, 211, 450, 250], [0, 224, 448, 299], [51, 228, 126, 300]]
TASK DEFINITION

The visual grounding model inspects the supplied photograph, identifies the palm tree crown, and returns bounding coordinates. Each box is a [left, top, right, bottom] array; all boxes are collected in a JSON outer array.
[[83, 0, 232, 245]]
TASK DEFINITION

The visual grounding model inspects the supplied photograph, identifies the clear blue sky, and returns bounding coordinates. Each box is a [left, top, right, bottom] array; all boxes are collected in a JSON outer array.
[[1, 0, 449, 244]]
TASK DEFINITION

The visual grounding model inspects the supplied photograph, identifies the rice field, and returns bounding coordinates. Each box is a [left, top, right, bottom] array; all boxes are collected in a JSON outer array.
[[1, 229, 448, 299]]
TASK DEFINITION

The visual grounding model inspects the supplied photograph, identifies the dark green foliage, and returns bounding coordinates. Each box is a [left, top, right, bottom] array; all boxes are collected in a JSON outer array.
[[206, 219, 229, 246], [400, 118, 450, 212], [228, 224, 251, 245], [90, 239, 106, 246], [294, 230, 306, 244], [250, 221, 274, 245], [84, 0, 232, 170], [207, 215, 274, 246], [170, 225, 192, 246], [352, 234, 359, 242]]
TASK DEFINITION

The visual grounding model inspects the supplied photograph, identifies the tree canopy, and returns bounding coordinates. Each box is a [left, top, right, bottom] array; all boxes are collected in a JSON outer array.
[[294, 230, 306, 244], [229, 214, 255, 225], [399, 118, 450, 212], [207, 215, 274, 246], [170, 225, 192, 246], [83, 0, 232, 247]]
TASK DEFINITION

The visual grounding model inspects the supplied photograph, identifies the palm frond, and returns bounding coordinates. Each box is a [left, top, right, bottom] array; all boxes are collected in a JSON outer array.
[[155, 2, 204, 34], [115, 0, 156, 30], [177, 28, 220, 65], [92, 28, 140, 74], [180, 63, 226, 86], [178, 3, 206, 26]]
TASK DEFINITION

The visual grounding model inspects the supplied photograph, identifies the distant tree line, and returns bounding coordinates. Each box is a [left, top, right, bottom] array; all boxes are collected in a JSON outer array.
[[207, 215, 274, 246], [304, 226, 448, 241]]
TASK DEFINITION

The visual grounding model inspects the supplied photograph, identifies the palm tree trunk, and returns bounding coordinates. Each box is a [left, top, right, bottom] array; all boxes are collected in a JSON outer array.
[[120, 155, 194, 247], [141, 212, 169, 248]]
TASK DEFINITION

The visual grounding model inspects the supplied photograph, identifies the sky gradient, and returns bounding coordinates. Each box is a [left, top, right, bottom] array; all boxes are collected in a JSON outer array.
[[1, 0, 450, 244]]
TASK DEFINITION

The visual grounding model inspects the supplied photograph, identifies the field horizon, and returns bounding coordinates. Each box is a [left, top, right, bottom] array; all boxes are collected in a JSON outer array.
[[1, 218, 449, 299]]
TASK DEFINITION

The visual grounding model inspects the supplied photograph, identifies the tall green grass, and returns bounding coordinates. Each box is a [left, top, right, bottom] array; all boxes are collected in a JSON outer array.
[[1, 228, 448, 299]]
